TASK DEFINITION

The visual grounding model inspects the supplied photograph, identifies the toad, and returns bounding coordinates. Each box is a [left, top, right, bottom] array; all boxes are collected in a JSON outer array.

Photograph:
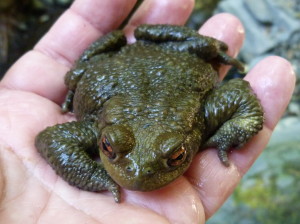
[[35, 24, 264, 202]]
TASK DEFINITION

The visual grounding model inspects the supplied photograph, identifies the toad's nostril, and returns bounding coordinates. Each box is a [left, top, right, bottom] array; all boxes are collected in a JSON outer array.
[[144, 167, 155, 175], [126, 166, 134, 172]]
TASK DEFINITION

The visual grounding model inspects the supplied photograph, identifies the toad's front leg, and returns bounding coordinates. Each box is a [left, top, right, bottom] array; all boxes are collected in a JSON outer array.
[[35, 121, 120, 202], [203, 78, 264, 166], [62, 30, 127, 113]]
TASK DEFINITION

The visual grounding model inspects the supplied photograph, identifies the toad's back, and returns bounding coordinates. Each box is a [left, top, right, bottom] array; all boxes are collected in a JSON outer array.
[[73, 41, 218, 121]]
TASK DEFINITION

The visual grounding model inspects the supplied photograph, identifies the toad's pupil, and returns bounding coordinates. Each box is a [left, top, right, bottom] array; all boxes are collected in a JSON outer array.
[[104, 138, 111, 149], [102, 138, 115, 159], [174, 153, 183, 160]]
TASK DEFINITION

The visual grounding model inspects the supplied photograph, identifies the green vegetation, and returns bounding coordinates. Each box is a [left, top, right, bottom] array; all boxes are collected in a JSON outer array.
[[208, 118, 300, 224]]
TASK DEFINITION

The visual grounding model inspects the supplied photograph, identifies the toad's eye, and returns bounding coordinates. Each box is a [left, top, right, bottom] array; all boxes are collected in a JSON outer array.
[[167, 146, 187, 167], [101, 137, 116, 160]]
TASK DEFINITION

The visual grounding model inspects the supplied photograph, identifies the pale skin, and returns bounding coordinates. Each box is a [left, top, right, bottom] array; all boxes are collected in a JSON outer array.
[[0, 0, 296, 223]]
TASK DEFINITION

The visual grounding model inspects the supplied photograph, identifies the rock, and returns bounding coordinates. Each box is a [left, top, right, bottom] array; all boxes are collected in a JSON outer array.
[[216, 0, 300, 66], [244, 0, 273, 24]]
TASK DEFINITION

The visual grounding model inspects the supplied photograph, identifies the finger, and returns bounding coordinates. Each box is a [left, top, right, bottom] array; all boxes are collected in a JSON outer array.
[[244, 56, 296, 130], [186, 56, 295, 219], [229, 56, 295, 174], [1, 0, 137, 103], [1, 51, 70, 104], [199, 13, 245, 79], [124, 0, 195, 42], [36, 0, 137, 66]]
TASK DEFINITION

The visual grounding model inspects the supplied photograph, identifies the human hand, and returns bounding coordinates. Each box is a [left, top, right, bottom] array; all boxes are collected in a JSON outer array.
[[0, 0, 295, 223]]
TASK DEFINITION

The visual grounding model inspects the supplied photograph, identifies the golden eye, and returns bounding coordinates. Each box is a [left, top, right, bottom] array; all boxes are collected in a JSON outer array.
[[167, 146, 186, 167], [101, 137, 116, 160]]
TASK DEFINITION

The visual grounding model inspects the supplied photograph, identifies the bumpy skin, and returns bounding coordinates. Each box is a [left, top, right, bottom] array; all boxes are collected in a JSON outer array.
[[35, 25, 264, 202]]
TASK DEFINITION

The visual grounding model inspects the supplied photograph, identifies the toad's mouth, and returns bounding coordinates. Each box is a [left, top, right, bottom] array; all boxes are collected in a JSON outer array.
[[113, 175, 172, 192], [107, 166, 182, 192]]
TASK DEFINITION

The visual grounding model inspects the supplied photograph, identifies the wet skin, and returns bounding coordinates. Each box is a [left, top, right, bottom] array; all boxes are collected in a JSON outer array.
[[35, 24, 264, 202]]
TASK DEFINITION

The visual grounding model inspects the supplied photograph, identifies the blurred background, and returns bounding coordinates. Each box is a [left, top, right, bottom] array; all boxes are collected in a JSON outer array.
[[0, 0, 299, 223]]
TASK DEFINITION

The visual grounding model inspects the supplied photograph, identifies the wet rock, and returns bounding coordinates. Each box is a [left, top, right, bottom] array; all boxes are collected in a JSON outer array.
[[244, 0, 273, 24], [216, 0, 300, 68]]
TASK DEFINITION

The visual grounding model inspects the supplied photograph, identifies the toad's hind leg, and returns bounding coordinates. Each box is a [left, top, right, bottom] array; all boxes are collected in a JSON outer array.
[[203, 79, 264, 166], [35, 121, 120, 202], [134, 24, 244, 71], [62, 30, 127, 112]]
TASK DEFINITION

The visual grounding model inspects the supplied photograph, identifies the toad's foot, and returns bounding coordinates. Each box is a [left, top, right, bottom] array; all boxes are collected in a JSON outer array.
[[135, 24, 244, 71], [203, 79, 264, 166]]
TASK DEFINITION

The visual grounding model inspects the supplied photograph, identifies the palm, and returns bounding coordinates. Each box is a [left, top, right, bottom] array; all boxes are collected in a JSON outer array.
[[0, 1, 295, 223]]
